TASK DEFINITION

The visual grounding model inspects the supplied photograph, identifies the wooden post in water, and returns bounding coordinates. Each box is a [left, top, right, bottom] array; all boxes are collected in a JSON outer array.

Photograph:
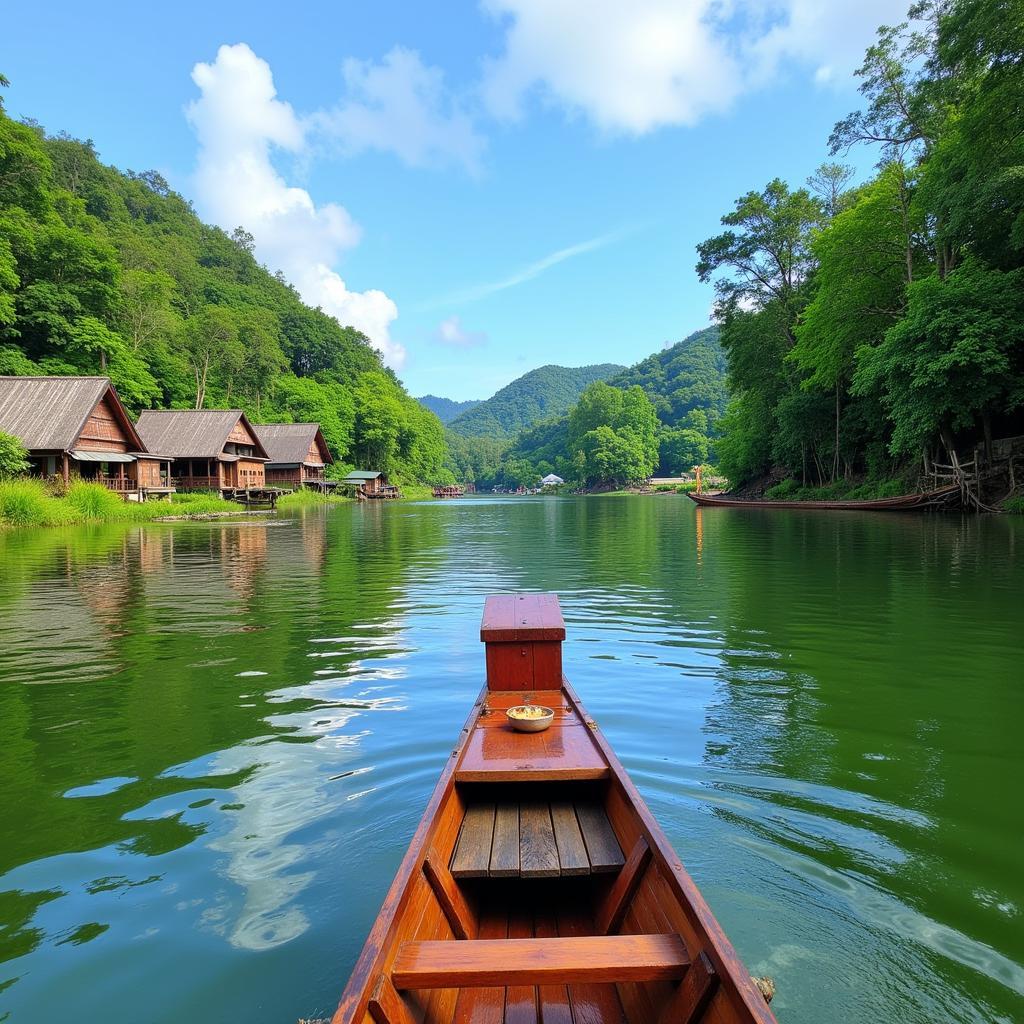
[[480, 594, 565, 691]]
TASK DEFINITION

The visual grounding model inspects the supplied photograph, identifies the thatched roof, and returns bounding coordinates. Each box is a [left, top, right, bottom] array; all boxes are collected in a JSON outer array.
[[253, 423, 333, 466], [135, 409, 269, 459], [0, 376, 144, 452]]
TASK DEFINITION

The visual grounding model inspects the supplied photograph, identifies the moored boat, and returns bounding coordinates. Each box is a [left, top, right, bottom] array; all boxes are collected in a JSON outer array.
[[687, 483, 959, 511], [331, 593, 777, 1024]]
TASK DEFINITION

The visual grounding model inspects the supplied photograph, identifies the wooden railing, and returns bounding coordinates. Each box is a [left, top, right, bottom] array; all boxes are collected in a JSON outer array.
[[98, 476, 136, 492], [173, 475, 221, 490]]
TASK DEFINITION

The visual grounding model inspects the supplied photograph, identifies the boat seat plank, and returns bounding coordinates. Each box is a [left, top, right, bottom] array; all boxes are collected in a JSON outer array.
[[451, 804, 496, 879], [519, 803, 560, 878], [391, 934, 689, 989], [576, 803, 626, 873], [451, 799, 623, 879], [490, 803, 520, 878], [550, 801, 590, 876]]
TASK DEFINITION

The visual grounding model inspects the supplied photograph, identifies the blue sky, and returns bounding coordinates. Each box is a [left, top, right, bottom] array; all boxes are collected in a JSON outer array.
[[4, 0, 903, 400]]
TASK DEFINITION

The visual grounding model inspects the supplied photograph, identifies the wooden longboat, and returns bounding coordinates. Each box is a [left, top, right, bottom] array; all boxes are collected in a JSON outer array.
[[687, 483, 959, 511], [332, 593, 777, 1024]]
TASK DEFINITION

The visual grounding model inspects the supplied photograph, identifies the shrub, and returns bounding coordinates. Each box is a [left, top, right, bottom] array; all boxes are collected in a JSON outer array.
[[65, 481, 125, 520], [0, 431, 30, 478], [765, 478, 799, 499], [1003, 496, 1024, 515], [0, 479, 74, 526], [0, 479, 50, 526]]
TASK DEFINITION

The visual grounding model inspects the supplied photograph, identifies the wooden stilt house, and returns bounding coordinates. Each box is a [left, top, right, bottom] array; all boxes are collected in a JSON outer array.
[[0, 376, 173, 498], [253, 423, 334, 490], [135, 409, 270, 493]]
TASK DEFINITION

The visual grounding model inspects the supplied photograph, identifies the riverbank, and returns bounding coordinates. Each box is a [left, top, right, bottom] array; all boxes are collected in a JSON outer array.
[[0, 480, 350, 529]]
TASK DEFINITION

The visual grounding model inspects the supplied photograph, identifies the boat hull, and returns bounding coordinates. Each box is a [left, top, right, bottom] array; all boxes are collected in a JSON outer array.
[[331, 666, 778, 1024], [687, 483, 959, 510]]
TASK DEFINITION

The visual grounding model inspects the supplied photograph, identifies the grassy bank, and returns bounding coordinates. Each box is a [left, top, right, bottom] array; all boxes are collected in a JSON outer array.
[[275, 489, 350, 509], [0, 480, 247, 528]]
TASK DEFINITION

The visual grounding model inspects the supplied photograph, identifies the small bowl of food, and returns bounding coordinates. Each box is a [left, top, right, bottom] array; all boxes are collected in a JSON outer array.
[[506, 704, 554, 733]]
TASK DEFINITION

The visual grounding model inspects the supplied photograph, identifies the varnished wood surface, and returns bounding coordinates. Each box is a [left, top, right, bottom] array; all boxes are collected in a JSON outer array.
[[333, 594, 780, 1024], [450, 803, 495, 878], [563, 679, 779, 1024], [393, 934, 688, 989], [518, 802, 560, 878], [481, 593, 566, 642], [450, 797, 623, 879], [457, 714, 609, 782]]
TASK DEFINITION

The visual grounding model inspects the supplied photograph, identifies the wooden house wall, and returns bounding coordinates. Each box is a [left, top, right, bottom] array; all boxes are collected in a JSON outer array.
[[266, 466, 302, 486], [136, 459, 166, 488], [227, 419, 258, 446], [72, 395, 133, 453], [236, 459, 266, 487]]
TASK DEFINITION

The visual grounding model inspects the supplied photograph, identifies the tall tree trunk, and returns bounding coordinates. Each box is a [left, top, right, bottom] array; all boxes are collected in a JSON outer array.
[[832, 381, 841, 483], [99, 348, 107, 372]]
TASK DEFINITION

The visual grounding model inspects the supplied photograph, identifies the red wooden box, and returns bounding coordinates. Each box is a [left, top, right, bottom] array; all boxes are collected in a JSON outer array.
[[480, 593, 565, 691]]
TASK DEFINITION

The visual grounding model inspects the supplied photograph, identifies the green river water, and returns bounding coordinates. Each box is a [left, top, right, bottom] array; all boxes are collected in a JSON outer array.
[[0, 496, 1021, 1023]]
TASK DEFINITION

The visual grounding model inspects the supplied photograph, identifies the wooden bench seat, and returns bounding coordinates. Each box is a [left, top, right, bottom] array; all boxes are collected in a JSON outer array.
[[450, 799, 625, 879], [392, 934, 690, 989]]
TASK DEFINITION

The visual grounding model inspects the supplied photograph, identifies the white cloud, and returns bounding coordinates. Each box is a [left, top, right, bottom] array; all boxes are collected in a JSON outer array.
[[433, 315, 488, 347], [428, 229, 623, 308], [480, 0, 908, 134], [187, 43, 403, 366], [313, 47, 485, 174]]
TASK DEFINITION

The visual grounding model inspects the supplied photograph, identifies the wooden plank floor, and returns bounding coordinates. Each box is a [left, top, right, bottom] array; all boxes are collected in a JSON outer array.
[[452, 799, 624, 880], [452, 886, 626, 1024]]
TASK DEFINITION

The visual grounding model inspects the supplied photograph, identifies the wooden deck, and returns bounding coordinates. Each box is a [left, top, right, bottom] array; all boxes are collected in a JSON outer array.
[[451, 797, 624, 879]]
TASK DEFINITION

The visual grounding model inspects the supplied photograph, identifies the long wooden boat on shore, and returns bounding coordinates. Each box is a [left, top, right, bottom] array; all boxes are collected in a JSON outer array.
[[332, 593, 777, 1024], [687, 483, 959, 511]]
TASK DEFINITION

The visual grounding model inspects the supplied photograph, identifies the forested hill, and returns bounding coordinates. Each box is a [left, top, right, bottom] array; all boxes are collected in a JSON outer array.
[[607, 327, 726, 429], [416, 395, 481, 423], [447, 363, 625, 438], [0, 91, 450, 484]]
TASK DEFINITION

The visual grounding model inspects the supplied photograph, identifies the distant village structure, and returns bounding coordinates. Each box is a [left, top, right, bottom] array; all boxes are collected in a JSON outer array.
[[0, 376, 173, 498], [253, 423, 334, 490], [0, 375, 438, 505], [340, 470, 400, 499], [136, 409, 270, 493]]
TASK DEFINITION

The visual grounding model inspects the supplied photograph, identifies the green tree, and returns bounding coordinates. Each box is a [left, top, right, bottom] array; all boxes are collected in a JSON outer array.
[[853, 260, 1024, 457]]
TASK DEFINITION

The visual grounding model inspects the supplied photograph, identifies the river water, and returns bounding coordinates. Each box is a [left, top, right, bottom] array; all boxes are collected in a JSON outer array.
[[0, 496, 1021, 1024]]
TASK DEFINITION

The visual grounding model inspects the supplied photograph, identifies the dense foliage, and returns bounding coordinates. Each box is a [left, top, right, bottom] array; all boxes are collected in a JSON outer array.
[[446, 363, 624, 438], [700, 0, 1024, 488], [0, 430, 29, 477], [0, 90, 451, 484], [415, 394, 481, 423]]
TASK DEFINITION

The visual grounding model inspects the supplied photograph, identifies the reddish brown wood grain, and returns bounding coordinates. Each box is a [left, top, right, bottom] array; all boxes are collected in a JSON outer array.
[[658, 951, 718, 1024], [596, 837, 652, 935], [392, 934, 689, 989], [367, 976, 417, 1024], [422, 856, 475, 940]]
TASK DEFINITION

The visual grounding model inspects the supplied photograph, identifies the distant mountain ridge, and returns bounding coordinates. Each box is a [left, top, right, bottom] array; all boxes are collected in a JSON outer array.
[[416, 395, 481, 423], [447, 362, 626, 438]]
